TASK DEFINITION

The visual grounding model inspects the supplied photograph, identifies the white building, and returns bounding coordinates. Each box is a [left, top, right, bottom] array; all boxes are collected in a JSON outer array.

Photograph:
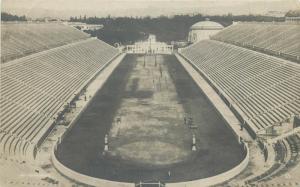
[[188, 19, 224, 43], [126, 35, 173, 54], [64, 22, 103, 31], [265, 11, 286, 18]]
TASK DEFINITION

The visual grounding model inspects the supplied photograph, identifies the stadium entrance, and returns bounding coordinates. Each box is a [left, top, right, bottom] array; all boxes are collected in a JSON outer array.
[[135, 181, 165, 187], [126, 35, 173, 54]]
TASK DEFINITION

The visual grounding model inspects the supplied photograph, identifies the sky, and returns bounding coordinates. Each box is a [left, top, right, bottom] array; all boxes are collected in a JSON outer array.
[[2, 0, 300, 19]]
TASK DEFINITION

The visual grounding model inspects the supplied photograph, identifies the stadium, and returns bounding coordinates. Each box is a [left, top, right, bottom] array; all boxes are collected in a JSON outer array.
[[1, 2, 300, 187]]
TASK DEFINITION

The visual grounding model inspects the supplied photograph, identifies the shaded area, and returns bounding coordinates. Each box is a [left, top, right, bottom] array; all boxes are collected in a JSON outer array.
[[124, 78, 154, 99], [56, 54, 245, 183]]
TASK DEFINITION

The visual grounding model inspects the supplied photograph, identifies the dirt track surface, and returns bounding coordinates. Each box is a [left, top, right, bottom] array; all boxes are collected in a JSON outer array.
[[56, 54, 245, 183]]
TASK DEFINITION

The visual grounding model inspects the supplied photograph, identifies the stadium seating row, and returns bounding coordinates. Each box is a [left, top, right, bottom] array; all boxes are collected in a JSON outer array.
[[0, 38, 119, 160], [180, 40, 300, 135], [247, 133, 300, 184], [211, 22, 300, 62], [1, 22, 90, 63]]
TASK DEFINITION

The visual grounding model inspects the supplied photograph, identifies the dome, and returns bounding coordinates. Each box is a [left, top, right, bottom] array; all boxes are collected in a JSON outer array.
[[190, 19, 224, 30]]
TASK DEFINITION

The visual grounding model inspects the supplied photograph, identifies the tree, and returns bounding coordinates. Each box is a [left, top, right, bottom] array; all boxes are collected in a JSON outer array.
[[286, 10, 300, 17], [1, 12, 27, 21], [71, 13, 284, 45]]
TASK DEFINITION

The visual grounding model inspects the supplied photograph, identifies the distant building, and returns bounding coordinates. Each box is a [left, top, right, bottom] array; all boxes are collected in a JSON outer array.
[[64, 22, 103, 31], [188, 18, 224, 43], [265, 11, 286, 18], [126, 35, 173, 54], [171, 40, 189, 48]]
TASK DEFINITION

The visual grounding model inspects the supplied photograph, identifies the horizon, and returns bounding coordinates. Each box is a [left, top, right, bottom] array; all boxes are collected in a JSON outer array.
[[2, 0, 300, 19]]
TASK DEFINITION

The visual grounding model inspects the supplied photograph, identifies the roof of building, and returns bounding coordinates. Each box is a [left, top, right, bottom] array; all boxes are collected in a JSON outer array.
[[190, 19, 224, 30]]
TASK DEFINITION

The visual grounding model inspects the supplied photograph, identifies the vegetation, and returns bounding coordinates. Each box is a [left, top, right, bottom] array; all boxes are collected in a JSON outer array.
[[1, 12, 27, 21], [286, 9, 300, 17], [0, 11, 287, 45], [70, 14, 285, 45]]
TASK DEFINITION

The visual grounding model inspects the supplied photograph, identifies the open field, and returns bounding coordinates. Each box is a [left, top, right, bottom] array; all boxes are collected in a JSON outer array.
[[56, 54, 245, 183]]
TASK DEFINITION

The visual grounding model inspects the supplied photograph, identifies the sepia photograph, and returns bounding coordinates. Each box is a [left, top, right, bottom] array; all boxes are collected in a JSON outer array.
[[0, 0, 300, 186]]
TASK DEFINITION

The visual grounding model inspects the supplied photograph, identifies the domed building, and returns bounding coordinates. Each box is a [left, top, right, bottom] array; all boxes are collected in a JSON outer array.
[[188, 19, 224, 43]]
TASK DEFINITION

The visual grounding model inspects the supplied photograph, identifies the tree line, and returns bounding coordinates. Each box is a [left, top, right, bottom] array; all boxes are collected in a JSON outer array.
[[286, 10, 300, 17], [1, 12, 27, 21], [1, 11, 295, 45], [70, 14, 286, 45]]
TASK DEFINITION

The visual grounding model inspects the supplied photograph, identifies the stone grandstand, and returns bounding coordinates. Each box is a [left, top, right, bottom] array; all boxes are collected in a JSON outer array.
[[210, 22, 300, 62], [0, 20, 300, 187], [0, 22, 120, 186], [1, 37, 119, 158], [178, 21, 300, 186], [180, 39, 300, 137], [1, 22, 92, 63]]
